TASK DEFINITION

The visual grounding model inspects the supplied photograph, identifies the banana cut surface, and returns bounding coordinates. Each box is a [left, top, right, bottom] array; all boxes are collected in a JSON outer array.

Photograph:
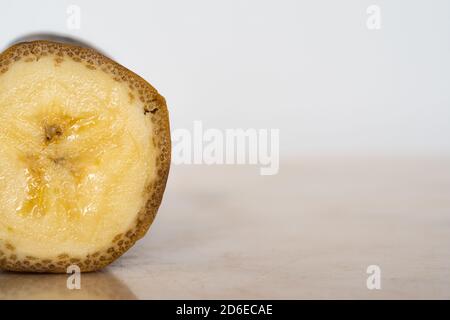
[[0, 41, 170, 272]]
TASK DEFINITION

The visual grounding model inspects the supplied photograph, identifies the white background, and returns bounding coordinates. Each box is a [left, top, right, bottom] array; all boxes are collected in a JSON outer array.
[[1, 0, 449, 156]]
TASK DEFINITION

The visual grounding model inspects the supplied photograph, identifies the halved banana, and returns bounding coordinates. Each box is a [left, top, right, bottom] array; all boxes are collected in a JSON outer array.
[[0, 41, 170, 272]]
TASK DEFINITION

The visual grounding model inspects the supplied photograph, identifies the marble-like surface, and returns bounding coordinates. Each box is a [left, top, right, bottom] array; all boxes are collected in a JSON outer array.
[[1, 156, 450, 299]]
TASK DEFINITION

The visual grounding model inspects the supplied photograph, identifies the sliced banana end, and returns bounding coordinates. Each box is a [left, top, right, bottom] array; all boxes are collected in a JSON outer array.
[[0, 41, 170, 272]]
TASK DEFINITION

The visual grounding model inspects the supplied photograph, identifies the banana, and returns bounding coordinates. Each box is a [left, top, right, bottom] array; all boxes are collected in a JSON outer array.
[[0, 41, 170, 272]]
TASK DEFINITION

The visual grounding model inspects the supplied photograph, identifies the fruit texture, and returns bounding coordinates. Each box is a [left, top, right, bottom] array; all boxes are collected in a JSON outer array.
[[0, 41, 170, 272]]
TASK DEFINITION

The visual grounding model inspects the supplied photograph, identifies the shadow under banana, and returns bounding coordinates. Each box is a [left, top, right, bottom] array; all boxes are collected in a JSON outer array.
[[0, 270, 137, 300]]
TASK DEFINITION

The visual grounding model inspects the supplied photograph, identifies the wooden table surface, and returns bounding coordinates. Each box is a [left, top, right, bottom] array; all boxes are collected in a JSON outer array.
[[1, 156, 450, 299]]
